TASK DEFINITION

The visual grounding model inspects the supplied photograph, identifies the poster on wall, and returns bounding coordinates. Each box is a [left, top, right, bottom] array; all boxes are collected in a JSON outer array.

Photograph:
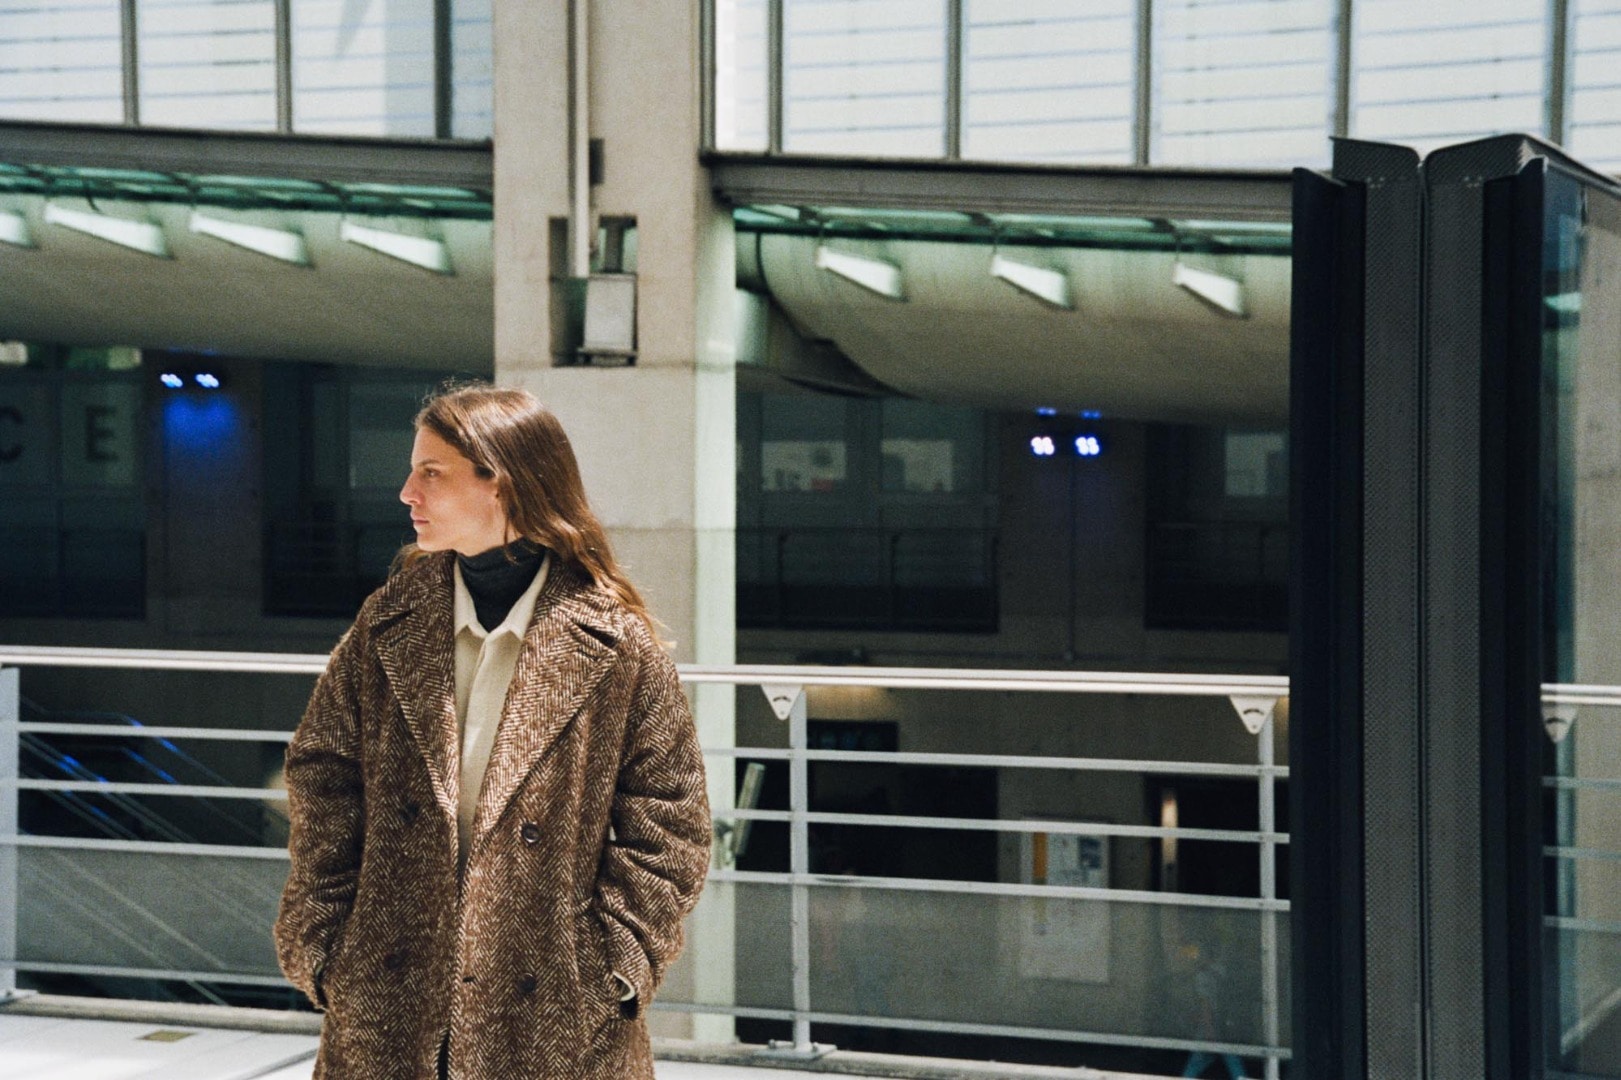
[[1018, 829, 1110, 983], [761, 440, 846, 492]]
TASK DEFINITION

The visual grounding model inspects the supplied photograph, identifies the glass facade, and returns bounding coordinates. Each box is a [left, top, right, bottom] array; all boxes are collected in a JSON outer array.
[[0, 0, 123, 123], [962, 0, 1135, 164], [138, 0, 278, 130], [782, 0, 947, 156], [1349, 0, 1545, 150], [0, 0, 490, 138], [293, 0, 434, 136]]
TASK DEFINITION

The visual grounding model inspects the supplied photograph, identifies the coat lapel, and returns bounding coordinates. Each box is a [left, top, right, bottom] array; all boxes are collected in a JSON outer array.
[[371, 554, 460, 818], [470, 562, 622, 852]]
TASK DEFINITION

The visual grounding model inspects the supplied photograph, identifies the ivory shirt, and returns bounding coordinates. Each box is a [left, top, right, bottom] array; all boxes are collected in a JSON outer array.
[[452, 551, 550, 865]]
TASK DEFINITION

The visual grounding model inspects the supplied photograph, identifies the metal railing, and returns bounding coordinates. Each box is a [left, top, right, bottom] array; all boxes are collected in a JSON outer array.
[[0, 645, 1291, 1077]]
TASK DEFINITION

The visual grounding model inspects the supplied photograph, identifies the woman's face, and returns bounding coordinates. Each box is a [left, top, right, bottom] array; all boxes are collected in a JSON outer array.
[[399, 426, 510, 556]]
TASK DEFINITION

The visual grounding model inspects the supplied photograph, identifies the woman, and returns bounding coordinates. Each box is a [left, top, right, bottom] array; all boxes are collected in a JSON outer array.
[[274, 384, 711, 1080]]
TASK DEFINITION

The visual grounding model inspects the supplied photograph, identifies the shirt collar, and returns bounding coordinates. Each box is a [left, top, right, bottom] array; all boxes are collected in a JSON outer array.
[[453, 550, 551, 641]]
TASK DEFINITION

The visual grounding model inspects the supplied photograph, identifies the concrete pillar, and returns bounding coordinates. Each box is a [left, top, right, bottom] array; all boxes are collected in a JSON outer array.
[[493, 0, 736, 1043]]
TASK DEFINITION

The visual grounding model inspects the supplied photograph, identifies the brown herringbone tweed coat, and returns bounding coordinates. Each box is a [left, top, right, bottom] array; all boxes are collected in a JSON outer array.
[[274, 552, 711, 1079]]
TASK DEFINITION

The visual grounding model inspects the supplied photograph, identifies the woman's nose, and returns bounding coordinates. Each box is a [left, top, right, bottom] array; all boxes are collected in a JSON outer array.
[[400, 477, 417, 505]]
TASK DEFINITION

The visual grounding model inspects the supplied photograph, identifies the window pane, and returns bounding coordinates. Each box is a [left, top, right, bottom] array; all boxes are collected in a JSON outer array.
[[963, 0, 1134, 164], [1350, 0, 1545, 150], [0, 0, 123, 122], [783, 0, 945, 156], [1152, 0, 1333, 167], [138, 0, 277, 130], [716, 0, 769, 150], [1567, 0, 1621, 173], [452, 0, 492, 139], [293, 0, 434, 136]]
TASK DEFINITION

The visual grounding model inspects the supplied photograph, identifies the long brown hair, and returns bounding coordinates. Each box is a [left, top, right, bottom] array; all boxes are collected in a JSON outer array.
[[398, 382, 660, 638]]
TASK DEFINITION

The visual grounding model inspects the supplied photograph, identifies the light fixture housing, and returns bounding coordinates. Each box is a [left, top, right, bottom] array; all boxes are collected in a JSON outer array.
[[340, 220, 452, 274], [1172, 262, 1247, 317], [44, 203, 168, 257], [991, 254, 1073, 309], [0, 209, 31, 248], [190, 212, 309, 266], [814, 246, 904, 300]]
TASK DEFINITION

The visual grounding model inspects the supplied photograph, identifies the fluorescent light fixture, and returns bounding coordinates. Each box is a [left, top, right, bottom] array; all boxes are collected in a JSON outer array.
[[189, 212, 309, 266], [195, 373, 221, 389], [0, 209, 31, 248], [340, 220, 452, 274], [160, 373, 184, 389], [44, 203, 168, 257], [1172, 262, 1246, 317], [814, 246, 903, 299], [0, 342, 27, 366], [991, 254, 1072, 309]]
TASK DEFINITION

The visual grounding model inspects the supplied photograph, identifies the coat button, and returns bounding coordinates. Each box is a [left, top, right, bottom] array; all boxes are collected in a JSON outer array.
[[399, 801, 420, 825], [517, 974, 537, 996], [520, 822, 541, 844], [383, 950, 405, 972]]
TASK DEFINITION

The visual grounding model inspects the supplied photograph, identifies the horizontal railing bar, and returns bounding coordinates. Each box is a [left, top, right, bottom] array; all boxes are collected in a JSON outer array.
[[649, 1001, 1288, 1059], [1546, 845, 1621, 864], [679, 663, 1289, 696], [0, 646, 330, 674], [7, 779, 285, 801], [1543, 683, 1621, 707], [3, 835, 288, 859], [1544, 776, 1621, 792], [803, 749, 1283, 776], [5, 647, 1618, 705], [19, 722, 294, 743], [713, 807, 1289, 844], [708, 867, 1289, 911], [706, 745, 1281, 776], [1547, 915, 1621, 935], [6, 961, 290, 987]]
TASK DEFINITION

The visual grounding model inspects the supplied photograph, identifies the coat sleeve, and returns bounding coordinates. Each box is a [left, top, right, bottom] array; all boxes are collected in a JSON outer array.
[[592, 632, 712, 1018], [273, 622, 368, 1009]]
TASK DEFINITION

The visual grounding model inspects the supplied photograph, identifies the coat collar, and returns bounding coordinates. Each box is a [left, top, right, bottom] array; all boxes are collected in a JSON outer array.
[[366, 551, 624, 842]]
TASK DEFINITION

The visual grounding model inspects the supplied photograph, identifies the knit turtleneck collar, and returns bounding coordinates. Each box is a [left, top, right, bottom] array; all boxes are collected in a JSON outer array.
[[457, 540, 547, 632]]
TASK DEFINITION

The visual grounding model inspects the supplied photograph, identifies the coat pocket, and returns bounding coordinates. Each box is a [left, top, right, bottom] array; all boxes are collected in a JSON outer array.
[[573, 909, 621, 1022]]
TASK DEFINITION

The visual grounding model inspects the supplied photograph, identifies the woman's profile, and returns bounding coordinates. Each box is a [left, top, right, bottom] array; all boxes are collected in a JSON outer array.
[[274, 383, 711, 1079]]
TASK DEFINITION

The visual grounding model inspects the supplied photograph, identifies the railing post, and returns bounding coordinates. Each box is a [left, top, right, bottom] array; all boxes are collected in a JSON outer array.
[[1259, 707, 1280, 1080], [1233, 692, 1281, 1080], [0, 667, 20, 1001], [758, 681, 829, 1060]]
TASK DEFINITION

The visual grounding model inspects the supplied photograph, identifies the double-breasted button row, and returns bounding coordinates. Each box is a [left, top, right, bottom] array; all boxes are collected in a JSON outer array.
[[519, 822, 541, 844]]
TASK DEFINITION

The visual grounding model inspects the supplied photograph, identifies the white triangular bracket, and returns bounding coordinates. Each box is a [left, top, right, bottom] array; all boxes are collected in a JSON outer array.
[[1230, 695, 1279, 735], [1543, 704, 1577, 744], [761, 683, 804, 721]]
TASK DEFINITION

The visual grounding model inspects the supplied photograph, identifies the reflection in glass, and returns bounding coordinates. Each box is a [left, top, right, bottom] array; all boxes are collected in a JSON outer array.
[[1541, 169, 1621, 1077]]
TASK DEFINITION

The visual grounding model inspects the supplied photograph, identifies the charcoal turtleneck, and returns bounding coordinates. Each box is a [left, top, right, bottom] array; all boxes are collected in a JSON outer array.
[[457, 540, 547, 632]]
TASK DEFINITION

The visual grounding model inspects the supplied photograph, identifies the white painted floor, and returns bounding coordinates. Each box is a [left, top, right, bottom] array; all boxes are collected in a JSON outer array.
[[0, 1014, 840, 1080]]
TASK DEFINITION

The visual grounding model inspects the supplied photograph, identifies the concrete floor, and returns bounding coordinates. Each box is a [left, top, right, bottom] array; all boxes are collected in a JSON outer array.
[[0, 1014, 871, 1080]]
